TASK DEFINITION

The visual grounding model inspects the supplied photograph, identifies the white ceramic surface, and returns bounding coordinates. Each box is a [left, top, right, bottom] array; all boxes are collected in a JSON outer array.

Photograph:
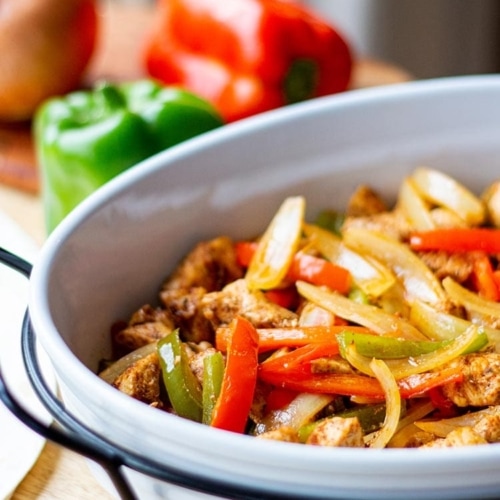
[[29, 75, 500, 499], [0, 210, 53, 500]]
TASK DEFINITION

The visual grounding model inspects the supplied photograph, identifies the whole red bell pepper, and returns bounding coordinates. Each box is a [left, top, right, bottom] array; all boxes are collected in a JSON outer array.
[[144, 0, 353, 122]]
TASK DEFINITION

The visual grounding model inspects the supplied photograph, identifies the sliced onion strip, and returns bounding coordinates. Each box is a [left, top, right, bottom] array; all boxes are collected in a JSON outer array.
[[246, 196, 305, 290], [365, 358, 401, 448], [296, 281, 428, 341]]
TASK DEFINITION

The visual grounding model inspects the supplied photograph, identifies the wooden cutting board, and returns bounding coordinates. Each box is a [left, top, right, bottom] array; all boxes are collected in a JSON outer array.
[[0, 1, 412, 195]]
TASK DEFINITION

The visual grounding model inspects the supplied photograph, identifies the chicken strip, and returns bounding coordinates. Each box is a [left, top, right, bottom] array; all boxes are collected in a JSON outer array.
[[112, 351, 162, 407], [306, 417, 364, 447], [441, 353, 500, 407], [201, 279, 298, 330]]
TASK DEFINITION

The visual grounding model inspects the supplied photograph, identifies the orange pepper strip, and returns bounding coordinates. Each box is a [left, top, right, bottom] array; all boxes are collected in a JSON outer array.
[[216, 325, 371, 353], [471, 253, 500, 301], [235, 241, 351, 294], [409, 228, 500, 253], [210, 317, 259, 433], [259, 364, 464, 400]]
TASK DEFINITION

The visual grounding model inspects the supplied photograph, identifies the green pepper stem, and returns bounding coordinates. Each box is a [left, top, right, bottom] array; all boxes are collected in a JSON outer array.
[[96, 82, 126, 111], [284, 58, 319, 104]]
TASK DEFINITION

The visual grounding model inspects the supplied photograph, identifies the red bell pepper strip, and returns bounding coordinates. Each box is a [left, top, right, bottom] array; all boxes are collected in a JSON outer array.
[[409, 228, 500, 253], [264, 287, 299, 309], [236, 241, 352, 294], [259, 341, 341, 379], [144, 0, 352, 122], [259, 364, 464, 400], [471, 252, 500, 301], [287, 251, 351, 293], [210, 316, 259, 433], [264, 387, 299, 414], [216, 325, 370, 353]]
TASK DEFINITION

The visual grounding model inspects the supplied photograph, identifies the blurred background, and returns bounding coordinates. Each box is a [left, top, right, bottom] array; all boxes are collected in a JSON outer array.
[[305, 0, 500, 79], [122, 0, 500, 79]]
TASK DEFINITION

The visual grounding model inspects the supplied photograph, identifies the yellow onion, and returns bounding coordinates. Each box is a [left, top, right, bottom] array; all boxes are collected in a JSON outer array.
[[397, 177, 435, 231], [365, 358, 401, 448], [253, 393, 334, 435], [415, 406, 500, 438], [443, 276, 500, 328], [304, 223, 396, 297], [411, 167, 485, 226], [245, 196, 305, 290], [296, 281, 428, 341], [99, 341, 158, 384], [410, 298, 500, 348], [386, 400, 435, 447], [342, 227, 447, 307]]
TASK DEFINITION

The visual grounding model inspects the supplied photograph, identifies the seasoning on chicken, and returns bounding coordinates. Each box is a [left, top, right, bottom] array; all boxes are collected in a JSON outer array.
[[160, 236, 244, 343], [255, 426, 300, 443], [201, 279, 298, 331], [417, 250, 474, 283], [162, 236, 244, 292], [113, 305, 176, 353], [112, 352, 163, 407], [306, 417, 364, 447], [422, 426, 488, 448], [441, 353, 500, 407], [342, 210, 412, 242], [346, 185, 388, 218]]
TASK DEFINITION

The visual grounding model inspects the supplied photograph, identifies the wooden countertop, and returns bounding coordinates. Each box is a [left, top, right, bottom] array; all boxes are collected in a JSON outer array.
[[0, 1, 412, 498]]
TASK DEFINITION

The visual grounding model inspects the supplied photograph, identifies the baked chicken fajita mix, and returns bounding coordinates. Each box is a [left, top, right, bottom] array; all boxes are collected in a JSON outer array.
[[100, 166, 500, 449]]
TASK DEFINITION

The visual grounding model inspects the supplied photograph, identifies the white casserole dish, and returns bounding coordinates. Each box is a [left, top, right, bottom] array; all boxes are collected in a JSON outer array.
[[27, 75, 500, 499]]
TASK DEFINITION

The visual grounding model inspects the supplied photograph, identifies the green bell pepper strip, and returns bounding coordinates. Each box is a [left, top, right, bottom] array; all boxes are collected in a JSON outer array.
[[157, 329, 203, 422], [34, 79, 224, 233], [202, 351, 225, 425], [336, 329, 488, 360]]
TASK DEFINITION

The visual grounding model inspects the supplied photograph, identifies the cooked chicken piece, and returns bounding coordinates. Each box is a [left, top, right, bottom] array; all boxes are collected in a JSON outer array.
[[201, 279, 298, 330], [113, 305, 176, 353], [113, 352, 162, 406], [311, 356, 355, 375], [161, 286, 214, 343], [473, 413, 500, 443], [114, 321, 173, 353], [186, 345, 219, 385], [421, 426, 488, 448], [159, 236, 245, 343], [417, 250, 473, 283], [342, 209, 412, 242], [128, 304, 176, 328], [162, 236, 243, 292], [441, 353, 500, 407], [306, 417, 364, 447], [404, 430, 436, 448], [255, 426, 300, 443], [346, 185, 388, 217]]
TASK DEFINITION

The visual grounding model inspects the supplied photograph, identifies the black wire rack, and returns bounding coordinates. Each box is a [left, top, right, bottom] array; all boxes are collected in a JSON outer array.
[[0, 247, 317, 500]]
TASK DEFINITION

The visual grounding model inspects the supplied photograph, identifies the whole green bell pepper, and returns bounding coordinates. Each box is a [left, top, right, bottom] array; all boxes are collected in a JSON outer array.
[[34, 79, 224, 233]]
